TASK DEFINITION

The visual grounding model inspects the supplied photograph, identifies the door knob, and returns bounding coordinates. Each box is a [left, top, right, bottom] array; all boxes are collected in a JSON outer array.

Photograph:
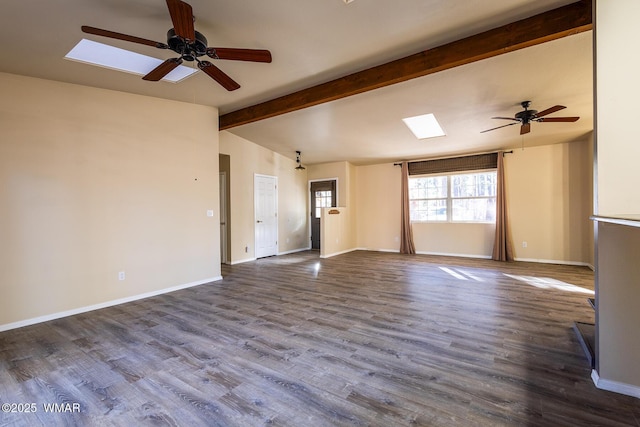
[[256, 220, 263, 223]]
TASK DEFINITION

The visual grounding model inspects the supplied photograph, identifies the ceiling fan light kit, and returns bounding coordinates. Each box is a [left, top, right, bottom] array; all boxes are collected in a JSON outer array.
[[80, 0, 272, 91], [295, 151, 306, 170], [481, 100, 580, 135]]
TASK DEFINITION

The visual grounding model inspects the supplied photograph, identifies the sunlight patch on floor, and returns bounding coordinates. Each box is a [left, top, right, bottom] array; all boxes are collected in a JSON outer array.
[[313, 262, 321, 278], [270, 255, 312, 264], [503, 274, 594, 294], [439, 267, 484, 282]]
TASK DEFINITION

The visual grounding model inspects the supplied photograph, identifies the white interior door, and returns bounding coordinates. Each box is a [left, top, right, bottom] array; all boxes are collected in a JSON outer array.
[[219, 172, 228, 264], [255, 174, 278, 258]]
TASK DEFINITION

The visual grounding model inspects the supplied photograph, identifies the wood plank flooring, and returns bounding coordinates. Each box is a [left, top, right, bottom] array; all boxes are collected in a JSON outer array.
[[1, 250, 639, 426]]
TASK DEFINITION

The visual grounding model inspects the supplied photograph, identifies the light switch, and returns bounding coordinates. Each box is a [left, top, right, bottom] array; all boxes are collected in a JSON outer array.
[[207, 210, 214, 217]]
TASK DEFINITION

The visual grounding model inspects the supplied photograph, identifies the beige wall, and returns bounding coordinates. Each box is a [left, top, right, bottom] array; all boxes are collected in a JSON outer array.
[[596, 222, 640, 390], [507, 138, 594, 265], [307, 161, 358, 254], [219, 131, 308, 263], [592, 0, 640, 398], [307, 161, 350, 207], [354, 162, 495, 257], [0, 72, 221, 328], [320, 207, 355, 258], [413, 223, 495, 257], [354, 163, 401, 251], [596, 0, 640, 215], [354, 139, 594, 264]]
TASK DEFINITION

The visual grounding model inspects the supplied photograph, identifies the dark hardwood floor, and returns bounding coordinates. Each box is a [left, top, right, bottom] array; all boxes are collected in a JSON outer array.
[[1, 251, 638, 426]]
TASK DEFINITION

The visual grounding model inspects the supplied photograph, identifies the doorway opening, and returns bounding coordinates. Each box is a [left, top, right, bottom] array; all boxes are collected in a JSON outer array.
[[219, 154, 231, 264]]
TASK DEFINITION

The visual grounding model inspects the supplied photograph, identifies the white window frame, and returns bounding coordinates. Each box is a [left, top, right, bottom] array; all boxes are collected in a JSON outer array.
[[409, 169, 497, 224]]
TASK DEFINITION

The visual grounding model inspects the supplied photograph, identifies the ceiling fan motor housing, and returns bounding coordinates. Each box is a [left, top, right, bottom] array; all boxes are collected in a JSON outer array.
[[515, 109, 538, 123], [167, 28, 208, 61]]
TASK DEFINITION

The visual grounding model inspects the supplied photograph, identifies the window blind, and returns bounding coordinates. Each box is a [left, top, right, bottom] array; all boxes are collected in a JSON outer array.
[[408, 152, 498, 176]]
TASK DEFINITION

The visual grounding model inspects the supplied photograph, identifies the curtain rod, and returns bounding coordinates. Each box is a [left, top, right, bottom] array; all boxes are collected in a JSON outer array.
[[393, 150, 513, 166]]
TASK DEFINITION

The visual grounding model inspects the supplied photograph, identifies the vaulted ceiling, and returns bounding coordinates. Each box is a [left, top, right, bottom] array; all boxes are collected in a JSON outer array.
[[1, 0, 593, 165]]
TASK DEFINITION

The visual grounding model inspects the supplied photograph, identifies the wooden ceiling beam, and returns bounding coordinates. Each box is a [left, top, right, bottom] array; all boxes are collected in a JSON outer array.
[[219, 0, 592, 130]]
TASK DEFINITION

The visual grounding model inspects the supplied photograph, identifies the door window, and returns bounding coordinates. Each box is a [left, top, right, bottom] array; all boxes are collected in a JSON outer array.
[[315, 190, 333, 218]]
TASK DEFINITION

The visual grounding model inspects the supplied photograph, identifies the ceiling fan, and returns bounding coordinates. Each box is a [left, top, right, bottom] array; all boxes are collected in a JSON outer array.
[[481, 101, 579, 135], [81, 0, 272, 91]]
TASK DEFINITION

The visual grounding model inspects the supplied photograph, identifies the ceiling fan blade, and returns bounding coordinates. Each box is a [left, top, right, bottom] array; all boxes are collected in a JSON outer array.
[[166, 0, 195, 41], [480, 122, 519, 133], [81, 26, 167, 49], [538, 116, 580, 122], [206, 48, 272, 63], [198, 61, 240, 91], [520, 123, 531, 135], [535, 105, 566, 118], [142, 58, 183, 81], [491, 117, 520, 121]]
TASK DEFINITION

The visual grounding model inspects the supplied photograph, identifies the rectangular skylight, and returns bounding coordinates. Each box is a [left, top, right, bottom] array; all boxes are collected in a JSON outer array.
[[402, 113, 446, 139], [65, 39, 198, 83]]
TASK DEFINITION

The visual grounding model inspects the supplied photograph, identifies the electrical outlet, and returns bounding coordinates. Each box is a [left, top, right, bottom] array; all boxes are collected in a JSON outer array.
[[118, 271, 125, 281], [522, 241, 528, 248]]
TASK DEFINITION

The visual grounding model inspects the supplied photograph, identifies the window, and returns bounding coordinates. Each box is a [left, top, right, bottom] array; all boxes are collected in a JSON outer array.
[[408, 176, 448, 221], [409, 171, 497, 223], [315, 190, 333, 218]]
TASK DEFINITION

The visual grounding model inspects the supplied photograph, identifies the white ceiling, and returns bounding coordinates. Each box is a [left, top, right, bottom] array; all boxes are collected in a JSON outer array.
[[1, 0, 593, 165]]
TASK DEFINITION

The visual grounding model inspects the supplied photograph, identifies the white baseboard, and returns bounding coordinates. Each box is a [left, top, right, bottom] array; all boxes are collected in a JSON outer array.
[[0, 276, 222, 333], [320, 247, 358, 259], [356, 248, 492, 259], [514, 257, 593, 268], [356, 247, 398, 253], [592, 369, 640, 399], [417, 251, 492, 259], [352, 248, 593, 266]]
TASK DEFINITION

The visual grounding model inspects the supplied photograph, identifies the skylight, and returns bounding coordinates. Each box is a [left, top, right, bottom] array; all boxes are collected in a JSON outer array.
[[402, 113, 446, 139], [65, 39, 198, 83]]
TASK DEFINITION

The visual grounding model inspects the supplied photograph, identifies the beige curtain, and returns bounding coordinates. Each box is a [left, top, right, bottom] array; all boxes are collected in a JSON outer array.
[[492, 152, 514, 261], [400, 161, 416, 254]]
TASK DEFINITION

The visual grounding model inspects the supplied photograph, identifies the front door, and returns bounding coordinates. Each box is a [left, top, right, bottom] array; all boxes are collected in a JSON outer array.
[[255, 174, 278, 258], [310, 180, 336, 250]]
